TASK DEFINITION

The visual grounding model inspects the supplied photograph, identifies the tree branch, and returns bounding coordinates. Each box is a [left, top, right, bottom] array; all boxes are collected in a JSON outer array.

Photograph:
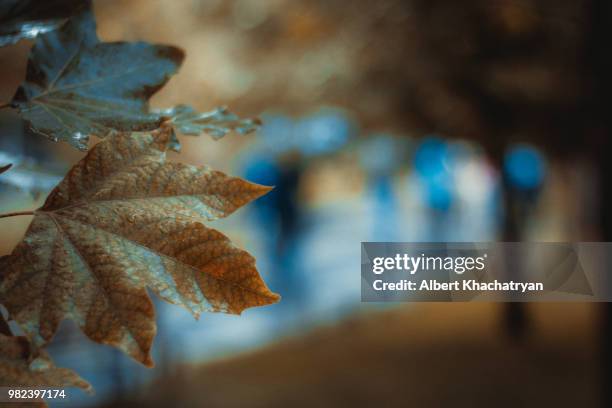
[[0, 211, 35, 219]]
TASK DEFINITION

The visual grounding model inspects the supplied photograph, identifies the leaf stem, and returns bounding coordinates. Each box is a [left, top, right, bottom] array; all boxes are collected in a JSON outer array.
[[0, 210, 35, 219], [0, 314, 12, 336]]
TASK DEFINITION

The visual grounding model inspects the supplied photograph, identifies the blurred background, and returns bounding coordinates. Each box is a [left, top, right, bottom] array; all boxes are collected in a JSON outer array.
[[1, 0, 611, 406]]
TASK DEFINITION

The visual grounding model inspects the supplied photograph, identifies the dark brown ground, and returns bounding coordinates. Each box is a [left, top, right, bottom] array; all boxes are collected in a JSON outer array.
[[104, 303, 599, 408]]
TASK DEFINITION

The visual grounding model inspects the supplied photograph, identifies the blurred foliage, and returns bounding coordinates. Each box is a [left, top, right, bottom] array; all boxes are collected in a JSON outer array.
[[96, 0, 607, 158]]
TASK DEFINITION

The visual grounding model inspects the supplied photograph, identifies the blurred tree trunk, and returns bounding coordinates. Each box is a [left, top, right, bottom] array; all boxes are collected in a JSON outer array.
[[501, 181, 528, 341], [490, 147, 528, 341], [585, 0, 612, 406], [599, 155, 612, 408]]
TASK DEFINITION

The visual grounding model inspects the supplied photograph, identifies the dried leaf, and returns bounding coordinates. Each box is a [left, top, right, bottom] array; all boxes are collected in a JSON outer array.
[[11, 7, 185, 150], [0, 163, 12, 175], [0, 129, 279, 366], [0, 0, 88, 47], [159, 105, 261, 141], [0, 333, 91, 391]]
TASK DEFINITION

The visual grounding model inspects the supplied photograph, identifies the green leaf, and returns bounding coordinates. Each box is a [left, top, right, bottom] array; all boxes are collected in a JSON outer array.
[[0, 0, 89, 47], [11, 7, 185, 150], [159, 105, 261, 140]]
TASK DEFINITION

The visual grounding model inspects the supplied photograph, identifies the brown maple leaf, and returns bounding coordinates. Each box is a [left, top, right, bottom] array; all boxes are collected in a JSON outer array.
[[0, 333, 91, 391], [0, 128, 279, 367]]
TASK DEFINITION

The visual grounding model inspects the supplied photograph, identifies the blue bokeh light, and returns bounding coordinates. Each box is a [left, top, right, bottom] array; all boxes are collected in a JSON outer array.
[[504, 144, 546, 191], [413, 137, 455, 211], [294, 108, 353, 156]]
